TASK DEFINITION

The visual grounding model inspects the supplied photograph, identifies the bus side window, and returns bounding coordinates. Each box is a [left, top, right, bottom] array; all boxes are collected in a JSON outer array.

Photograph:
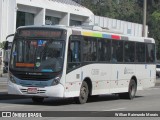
[[98, 38, 111, 62], [112, 40, 123, 63], [124, 41, 135, 62], [146, 44, 155, 63], [68, 44, 72, 62], [83, 37, 97, 62], [136, 42, 145, 62], [68, 41, 81, 62], [67, 36, 81, 71]]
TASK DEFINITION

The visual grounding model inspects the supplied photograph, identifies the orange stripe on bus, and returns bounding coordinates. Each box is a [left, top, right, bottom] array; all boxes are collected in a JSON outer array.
[[16, 63, 34, 67]]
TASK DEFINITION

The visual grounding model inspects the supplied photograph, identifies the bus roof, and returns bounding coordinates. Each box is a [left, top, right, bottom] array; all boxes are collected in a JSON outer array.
[[16, 25, 155, 43], [71, 26, 155, 43], [17, 25, 68, 30]]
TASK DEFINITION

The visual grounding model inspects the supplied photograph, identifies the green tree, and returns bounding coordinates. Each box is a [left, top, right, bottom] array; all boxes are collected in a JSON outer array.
[[0, 41, 6, 48], [79, 0, 160, 59], [148, 11, 160, 59]]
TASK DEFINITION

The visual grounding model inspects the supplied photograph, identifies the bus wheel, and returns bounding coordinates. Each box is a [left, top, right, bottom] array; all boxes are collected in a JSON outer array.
[[119, 79, 137, 100], [32, 97, 44, 103], [74, 81, 89, 104]]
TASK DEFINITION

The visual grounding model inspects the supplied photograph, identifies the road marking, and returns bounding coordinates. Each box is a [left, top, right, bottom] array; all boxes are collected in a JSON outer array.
[[0, 103, 46, 110], [91, 107, 126, 114], [103, 107, 126, 111], [145, 87, 160, 90], [0, 104, 31, 109]]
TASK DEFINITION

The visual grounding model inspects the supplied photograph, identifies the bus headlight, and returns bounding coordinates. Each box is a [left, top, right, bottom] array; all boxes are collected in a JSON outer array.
[[9, 73, 16, 84], [51, 75, 61, 86]]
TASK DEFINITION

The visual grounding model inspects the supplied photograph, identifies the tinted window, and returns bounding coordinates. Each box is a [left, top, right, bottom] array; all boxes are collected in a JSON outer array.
[[10, 39, 64, 72], [67, 36, 81, 70], [68, 41, 81, 62], [98, 38, 111, 62], [136, 42, 145, 62], [146, 44, 155, 63], [124, 41, 135, 62], [83, 37, 97, 61], [112, 40, 123, 62], [156, 65, 160, 68]]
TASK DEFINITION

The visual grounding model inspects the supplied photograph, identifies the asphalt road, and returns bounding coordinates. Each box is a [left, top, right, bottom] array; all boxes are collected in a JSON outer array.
[[0, 75, 160, 119], [0, 86, 160, 119], [0, 86, 160, 111]]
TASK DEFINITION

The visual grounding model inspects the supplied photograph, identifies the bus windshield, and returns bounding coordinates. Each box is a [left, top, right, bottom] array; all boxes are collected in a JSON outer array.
[[10, 39, 64, 73]]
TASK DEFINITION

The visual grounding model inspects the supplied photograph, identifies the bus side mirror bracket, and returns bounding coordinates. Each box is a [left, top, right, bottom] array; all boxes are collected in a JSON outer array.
[[3, 41, 9, 50], [3, 34, 14, 50]]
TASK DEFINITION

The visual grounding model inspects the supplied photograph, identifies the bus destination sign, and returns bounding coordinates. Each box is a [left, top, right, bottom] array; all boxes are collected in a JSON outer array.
[[18, 29, 63, 38]]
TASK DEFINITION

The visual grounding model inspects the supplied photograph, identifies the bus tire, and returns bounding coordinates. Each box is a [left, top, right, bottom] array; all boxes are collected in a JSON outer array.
[[74, 81, 89, 104], [119, 79, 137, 100], [32, 97, 44, 103]]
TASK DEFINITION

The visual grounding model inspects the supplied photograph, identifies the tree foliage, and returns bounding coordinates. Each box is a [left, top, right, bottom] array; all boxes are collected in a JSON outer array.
[[0, 41, 6, 49], [79, 0, 160, 59]]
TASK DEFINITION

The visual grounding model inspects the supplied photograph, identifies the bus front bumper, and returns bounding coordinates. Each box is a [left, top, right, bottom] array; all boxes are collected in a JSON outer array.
[[8, 81, 65, 98]]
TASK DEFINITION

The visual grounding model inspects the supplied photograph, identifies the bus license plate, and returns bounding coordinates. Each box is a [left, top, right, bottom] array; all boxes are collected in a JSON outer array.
[[27, 88, 38, 94]]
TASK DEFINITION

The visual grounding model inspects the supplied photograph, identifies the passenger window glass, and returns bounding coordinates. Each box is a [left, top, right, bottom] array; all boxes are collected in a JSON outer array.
[[67, 36, 81, 71], [124, 41, 135, 62], [98, 38, 111, 62], [68, 41, 81, 62], [136, 42, 145, 62], [112, 40, 123, 62], [83, 37, 97, 62], [146, 44, 155, 63]]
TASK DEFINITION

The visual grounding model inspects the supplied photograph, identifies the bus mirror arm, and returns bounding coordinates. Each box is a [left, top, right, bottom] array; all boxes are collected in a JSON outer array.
[[3, 34, 14, 50], [6, 34, 14, 40], [3, 41, 9, 50]]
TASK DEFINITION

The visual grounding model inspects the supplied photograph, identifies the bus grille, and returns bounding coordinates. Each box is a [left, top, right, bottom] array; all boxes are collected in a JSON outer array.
[[19, 83, 48, 87], [15, 74, 51, 81], [20, 89, 46, 94]]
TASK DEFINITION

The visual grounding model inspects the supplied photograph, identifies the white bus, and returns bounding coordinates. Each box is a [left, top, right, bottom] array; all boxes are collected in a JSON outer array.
[[8, 25, 156, 104]]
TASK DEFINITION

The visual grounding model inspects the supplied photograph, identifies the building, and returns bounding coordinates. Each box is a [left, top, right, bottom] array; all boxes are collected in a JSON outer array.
[[0, 0, 148, 43], [91, 15, 148, 38], [0, 0, 93, 42]]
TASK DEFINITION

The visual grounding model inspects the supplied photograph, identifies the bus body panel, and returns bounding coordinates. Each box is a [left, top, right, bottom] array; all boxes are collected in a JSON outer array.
[[64, 64, 156, 98], [135, 64, 156, 89], [64, 64, 111, 97], [81, 64, 111, 95], [8, 80, 65, 97], [64, 67, 82, 97]]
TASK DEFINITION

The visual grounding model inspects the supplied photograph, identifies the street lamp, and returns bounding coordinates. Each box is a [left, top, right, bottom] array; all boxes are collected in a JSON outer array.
[[142, 0, 147, 37]]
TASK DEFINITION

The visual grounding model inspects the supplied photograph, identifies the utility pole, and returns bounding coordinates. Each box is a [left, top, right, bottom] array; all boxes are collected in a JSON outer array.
[[142, 0, 147, 37]]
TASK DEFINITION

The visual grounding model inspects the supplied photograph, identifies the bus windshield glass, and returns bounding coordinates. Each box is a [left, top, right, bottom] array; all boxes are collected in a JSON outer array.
[[10, 39, 64, 73]]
